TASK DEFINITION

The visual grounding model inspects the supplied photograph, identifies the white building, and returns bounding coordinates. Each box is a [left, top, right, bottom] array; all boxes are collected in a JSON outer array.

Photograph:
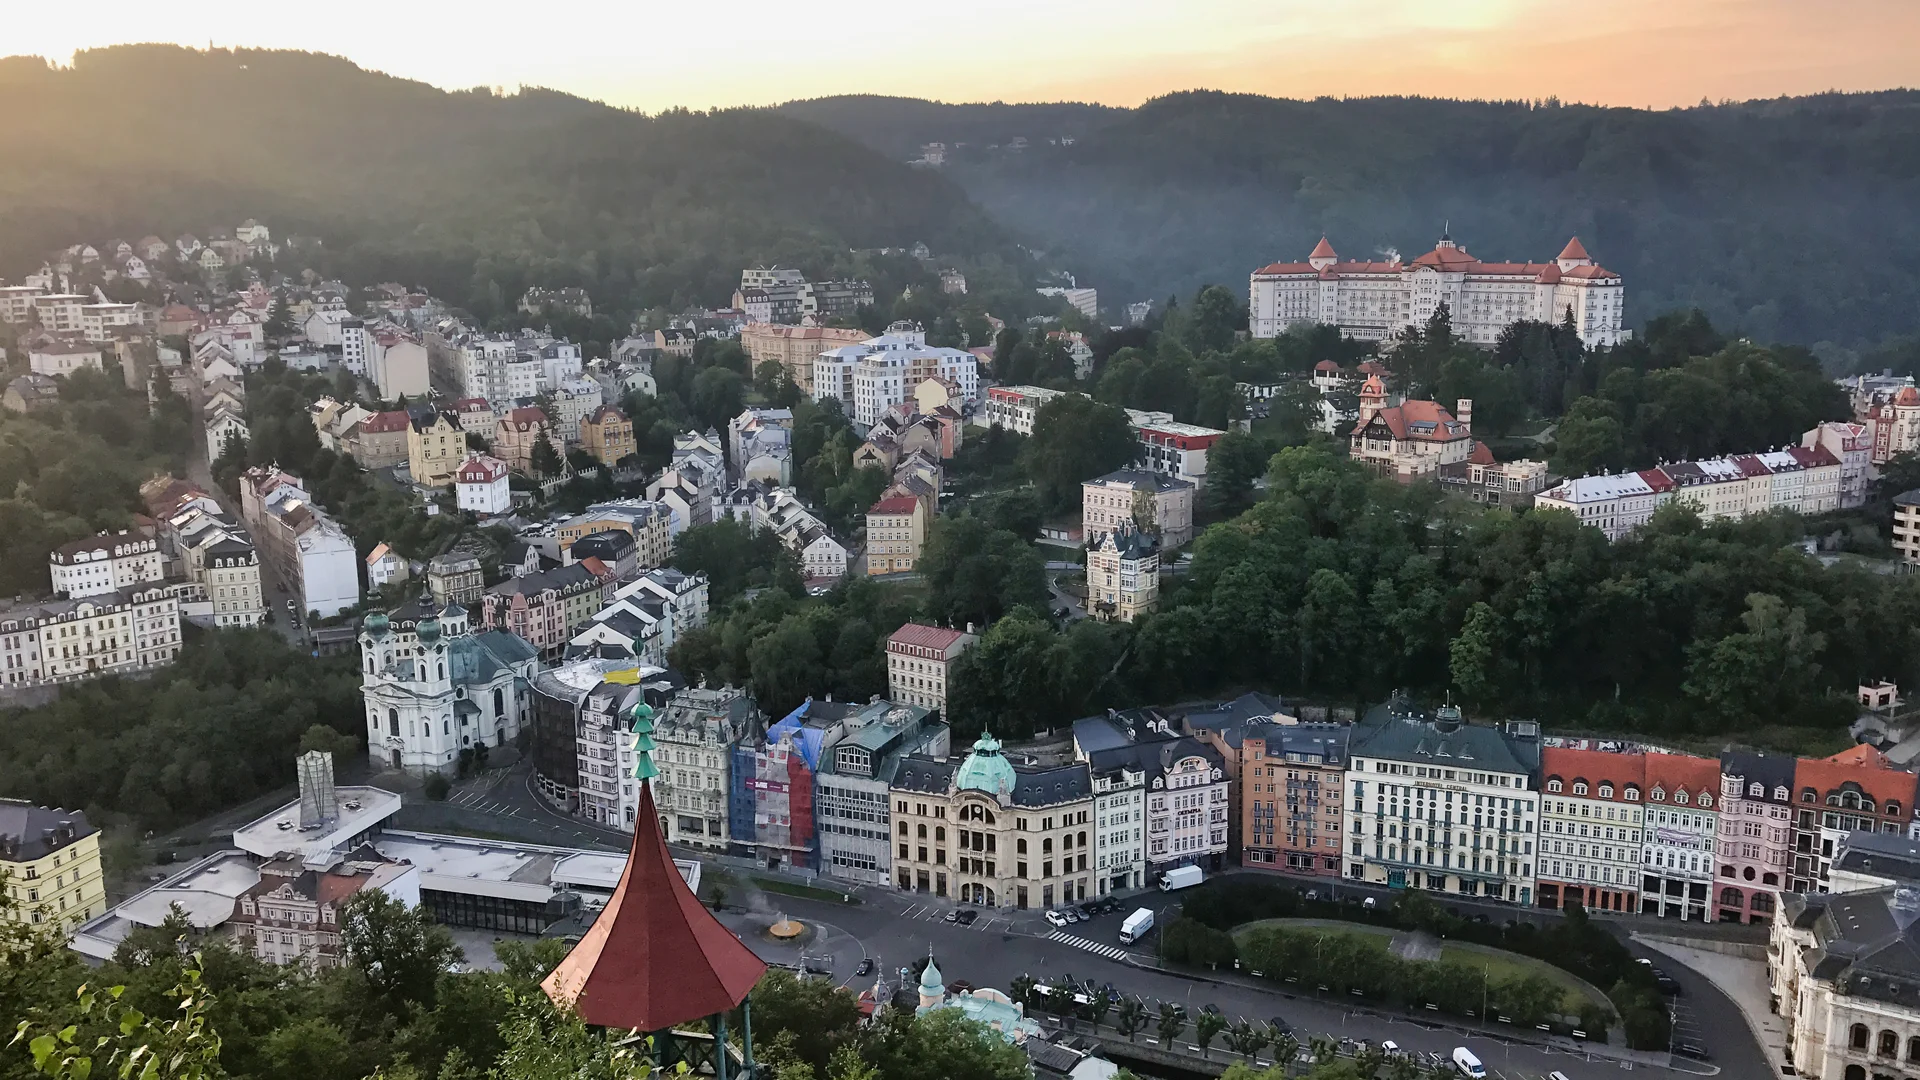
[[982, 384, 1066, 437], [454, 454, 512, 516], [551, 378, 604, 443], [1534, 446, 1844, 540], [1803, 421, 1873, 510], [800, 530, 848, 581], [1036, 287, 1099, 320], [653, 686, 759, 849], [79, 303, 140, 343], [365, 543, 407, 590], [1345, 699, 1542, 905], [1537, 746, 1647, 916], [238, 467, 361, 618], [816, 699, 951, 887], [1249, 234, 1627, 347], [1773, 887, 1920, 1080], [565, 568, 711, 666], [358, 604, 539, 776], [27, 335, 104, 377], [47, 531, 164, 598], [205, 406, 249, 462], [0, 585, 182, 688], [1639, 752, 1721, 921], [814, 323, 979, 426], [1086, 745, 1146, 896]]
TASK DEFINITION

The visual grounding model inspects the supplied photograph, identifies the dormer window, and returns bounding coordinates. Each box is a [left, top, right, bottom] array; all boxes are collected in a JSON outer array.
[[1748, 782, 1763, 797], [1699, 794, 1712, 808], [1676, 791, 1690, 805], [1623, 785, 1639, 801], [1774, 786, 1790, 801], [1546, 779, 1562, 793], [1573, 782, 1588, 796], [1598, 783, 1614, 799], [1650, 787, 1666, 802]]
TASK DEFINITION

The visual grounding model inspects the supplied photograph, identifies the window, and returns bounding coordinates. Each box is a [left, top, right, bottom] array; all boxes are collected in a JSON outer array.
[[1880, 1030, 1899, 1057]]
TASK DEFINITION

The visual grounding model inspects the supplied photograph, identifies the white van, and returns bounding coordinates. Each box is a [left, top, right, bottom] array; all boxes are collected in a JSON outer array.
[[1548, 1071, 1572, 1080], [1452, 1046, 1486, 1077]]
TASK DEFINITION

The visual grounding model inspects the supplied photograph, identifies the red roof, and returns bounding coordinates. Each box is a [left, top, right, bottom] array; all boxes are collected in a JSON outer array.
[[888, 622, 970, 653], [542, 782, 765, 1030], [868, 496, 919, 516], [578, 556, 610, 578], [1641, 752, 1720, 804], [504, 406, 548, 427], [452, 397, 490, 411], [1309, 237, 1337, 259], [1314, 360, 1340, 373], [1467, 440, 1496, 466], [357, 410, 411, 434], [1355, 398, 1467, 443], [1541, 747, 1647, 801], [1558, 237, 1591, 261], [1793, 745, 1918, 819], [456, 455, 507, 483], [1637, 469, 1676, 493]]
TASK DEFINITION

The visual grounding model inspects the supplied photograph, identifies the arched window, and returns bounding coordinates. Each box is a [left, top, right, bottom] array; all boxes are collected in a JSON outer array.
[[1623, 786, 1639, 801], [443, 719, 450, 735], [1043, 837, 1054, 854], [1546, 779, 1562, 793], [1573, 782, 1589, 796], [897, 821, 906, 836], [1889, 802, 1903, 818], [1845, 1064, 1866, 1080], [1906, 1035, 1920, 1063], [1748, 782, 1763, 797], [1774, 786, 1790, 801], [1079, 830, 1088, 847], [1599, 784, 1614, 799], [1720, 887, 1744, 908], [1062, 833, 1074, 850], [388, 709, 399, 736], [1700, 794, 1712, 808], [935, 827, 945, 843], [1803, 787, 1819, 803], [917, 824, 927, 839], [1017, 838, 1027, 854], [438, 663, 445, 681], [1850, 1024, 1869, 1050], [1879, 1030, 1898, 1057], [494, 688, 504, 715]]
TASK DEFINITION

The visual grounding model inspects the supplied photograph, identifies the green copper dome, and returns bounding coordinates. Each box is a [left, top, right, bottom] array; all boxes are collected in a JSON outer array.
[[954, 732, 1015, 796], [918, 955, 944, 995]]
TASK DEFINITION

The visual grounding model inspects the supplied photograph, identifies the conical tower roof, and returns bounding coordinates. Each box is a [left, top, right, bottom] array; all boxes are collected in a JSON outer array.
[[1308, 237, 1337, 259], [542, 707, 765, 1031], [1558, 236, 1591, 261]]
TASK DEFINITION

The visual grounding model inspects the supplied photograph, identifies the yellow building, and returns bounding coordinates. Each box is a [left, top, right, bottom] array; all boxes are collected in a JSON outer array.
[[1, 802, 104, 933], [865, 495, 927, 576], [580, 405, 636, 466], [406, 410, 465, 487], [1086, 522, 1159, 623]]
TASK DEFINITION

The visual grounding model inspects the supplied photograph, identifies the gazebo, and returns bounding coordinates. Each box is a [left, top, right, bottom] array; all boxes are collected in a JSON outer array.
[[543, 701, 766, 1076]]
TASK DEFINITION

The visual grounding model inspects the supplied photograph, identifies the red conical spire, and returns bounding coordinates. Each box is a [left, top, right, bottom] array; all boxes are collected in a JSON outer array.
[[1309, 236, 1337, 259], [1558, 236, 1591, 261], [542, 779, 766, 1031]]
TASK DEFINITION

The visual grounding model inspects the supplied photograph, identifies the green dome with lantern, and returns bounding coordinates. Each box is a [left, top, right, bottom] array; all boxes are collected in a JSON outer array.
[[955, 732, 1016, 796]]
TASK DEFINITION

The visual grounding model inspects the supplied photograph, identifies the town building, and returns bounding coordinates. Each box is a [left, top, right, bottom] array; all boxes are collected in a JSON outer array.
[[1127, 412, 1225, 488], [556, 499, 673, 568], [406, 409, 465, 488], [237, 468, 359, 617], [1345, 698, 1542, 904], [479, 562, 616, 661], [814, 323, 980, 427], [1436, 443, 1550, 507], [1895, 491, 1920, 566], [365, 543, 407, 590], [886, 623, 977, 715], [1533, 447, 1843, 540], [866, 495, 927, 576], [26, 334, 104, 377], [1639, 751, 1721, 921], [891, 733, 1096, 908], [1238, 717, 1350, 877], [550, 378, 605, 444], [230, 847, 418, 967], [565, 568, 710, 666], [1086, 522, 1158, 623], [579, 405, 635, 466], [494, 406, 555, 475], [454, 454, 512, 516], [1716, 750, 1797, 923], [0, 802, 102, 933], [1080, 729, 1147, 895], [1772, 886, 1920, 1080], [1036, 286, 1099, 320], [653, 686, 760, 849], [1537, 746, 1646, 914], [817, 700, 950, 887], [740, 323, 868, 394], [3, 373, 60, 413], [914, 955, 1042, 1045], [519, 286, 592, 318], [1853, 382, 1920, 466], [1074, 710, 1231, 886], [426, 552, 484, 609], [0, 586, 182, 688], [728, 407, 795, 484], [1081, 470, 1195, 550], [1790, 746, 1920, 894], [358, 604, 538, 775], [1802, 421, 1873, 509], [343, 410, 412, 470], [47, 531, 163, 598], [1348, 380, 1475, 481], [982, 385, 1065, 437], [1249, 234, 1627, 347]]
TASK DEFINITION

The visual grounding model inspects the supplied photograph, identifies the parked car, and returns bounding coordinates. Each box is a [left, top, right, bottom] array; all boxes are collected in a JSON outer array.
[[944, 910, 960, 923], [1045, 910, 1069, 928], [956, 909, 979, 925]]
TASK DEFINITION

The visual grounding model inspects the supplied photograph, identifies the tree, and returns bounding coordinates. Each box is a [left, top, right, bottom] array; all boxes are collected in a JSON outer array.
[[12, 963, 225, 1080], [1114, 996, 1147, 1041], [1192, 1011, 1228, 1058], [1008, 973, 1037, 1010], [530, 432, 564, 478], [1271, 1031, 1300, 1069], [264, 291, 295, 339], [1201, 430, 1272, 519], [338, 890, 463, 1013], [1224, 1019, 1268, 1061], [859, 1007, 1029, 1080], [1021, 395, 1137, 511], [1155, 1003, 1187, 1047], [297, 723, 359, 764], [691, 366, 745, 432], [917, 516, 1048, 628]]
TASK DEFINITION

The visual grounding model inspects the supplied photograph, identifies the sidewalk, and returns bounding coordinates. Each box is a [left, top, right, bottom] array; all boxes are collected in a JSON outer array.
[[1636, 936, 1788, 1068]]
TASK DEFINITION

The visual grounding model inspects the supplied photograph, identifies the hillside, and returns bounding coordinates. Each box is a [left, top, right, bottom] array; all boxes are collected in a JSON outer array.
[[0, 47, 1019, 319], [782, 90, 1920, 346]]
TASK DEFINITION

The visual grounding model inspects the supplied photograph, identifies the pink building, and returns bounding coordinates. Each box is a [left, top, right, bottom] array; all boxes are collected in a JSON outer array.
[[1715, 750, 1796, 924]]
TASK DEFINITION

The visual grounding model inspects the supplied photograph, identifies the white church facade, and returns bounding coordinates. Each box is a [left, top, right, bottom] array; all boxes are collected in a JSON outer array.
[[359, 602, 540, 776], [1249, 233, 1627, 348]]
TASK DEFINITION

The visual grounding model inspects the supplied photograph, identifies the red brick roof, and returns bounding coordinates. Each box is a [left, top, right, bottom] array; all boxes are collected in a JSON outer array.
[[888, 623, 969, 652], [1309, 237, 1336, 259], [1559, 237, 1591, 261], [1541, 747, 1647, 801], [1642, 752, 1721, 806], [357, 410, 411, 434], [1794, 745, 1919, 820], [868, 496, 919, 516], [1467, 440, 1496, 466]]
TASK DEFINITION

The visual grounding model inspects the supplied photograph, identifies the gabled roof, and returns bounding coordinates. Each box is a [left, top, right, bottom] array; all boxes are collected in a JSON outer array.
[[869, 495, 919, 516], [888, 623, 971, 653]]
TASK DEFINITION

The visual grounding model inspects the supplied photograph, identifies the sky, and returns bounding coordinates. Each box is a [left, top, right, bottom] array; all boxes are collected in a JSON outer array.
[[9, 0, 1917, 112]]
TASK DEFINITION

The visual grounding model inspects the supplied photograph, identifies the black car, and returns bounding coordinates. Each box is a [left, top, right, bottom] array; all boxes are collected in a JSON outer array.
[[956, 909, 979, 925], [1674, 1043, 1711, 1061], [1269, 1016, 1291, 1035], [855, 958, 874, 977]]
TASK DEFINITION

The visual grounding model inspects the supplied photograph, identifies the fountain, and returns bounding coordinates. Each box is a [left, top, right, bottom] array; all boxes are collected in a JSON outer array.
[[768, 912, 804, 940]]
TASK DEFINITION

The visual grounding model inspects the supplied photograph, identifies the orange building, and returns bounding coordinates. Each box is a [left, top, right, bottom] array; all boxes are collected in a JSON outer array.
[[1789, 745, 1920, 893], [1239, 720, 1349, 876]]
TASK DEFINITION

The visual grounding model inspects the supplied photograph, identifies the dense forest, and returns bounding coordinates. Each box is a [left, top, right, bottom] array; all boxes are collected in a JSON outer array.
[[0, 47, 1030, 325], [782, 90, 1920, 347]]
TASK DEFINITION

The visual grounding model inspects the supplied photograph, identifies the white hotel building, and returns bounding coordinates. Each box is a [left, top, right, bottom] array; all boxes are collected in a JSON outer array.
[[813, 322, 978, 427], [1534, 446, 1843, 541], [1250, 234, 1628, 347]]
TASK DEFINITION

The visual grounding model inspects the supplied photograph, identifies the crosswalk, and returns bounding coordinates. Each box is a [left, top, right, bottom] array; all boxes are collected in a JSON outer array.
[[1045, 930, 1133, 961]]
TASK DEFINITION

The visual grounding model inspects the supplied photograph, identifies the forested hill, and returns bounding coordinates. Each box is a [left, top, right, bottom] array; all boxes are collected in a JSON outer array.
[[0, 47, 1016, 317], [781, 90, 1920, 347]]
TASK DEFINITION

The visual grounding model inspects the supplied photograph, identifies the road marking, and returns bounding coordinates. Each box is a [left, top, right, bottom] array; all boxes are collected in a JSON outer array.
[[1045, 930, 1132, 960]]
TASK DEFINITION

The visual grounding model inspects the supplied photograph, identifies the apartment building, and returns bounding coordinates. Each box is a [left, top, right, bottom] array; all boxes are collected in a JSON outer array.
[[344, 411, 412, 470], [454, 454, 511, 516], [885, 622, 976, 714], [406, 409, 465, 487], [1348, 381, 1476, 482], [237, 468, 359, 618], [494, 406, 555, 475], [653, 686, 760, 850], [1537, 747, 1646, 914], [817, 700, 950, 887], [891, 733, 1096, 909], [1773, 887, 1920, 1080], [1716, 750, 1796, 923], [1239, 719, 1349, 876], [1639, 752, 1721, 921], [0, 586, 181, 688], [1534, 447, 1843, 540], [866, 495, 927, 576], [1082, 469, 1195, 550], [1346, 698, 1542, 904], [556, 499, 673, 568], [478, 561, 616, 661], [982, 385, 1065, 437], [47, 531, 163, 598], [0, 803, 103, 934], [1084, 739, 1147, 896], [230, 849, 418, 967], [1437, 443, 1550, 507], [1086, 523, 1159, 623], [564, 568, 711, 666], [739, 323, 867, 394], [579, 405, 636, 465], [1790, 746, 1920, 894]]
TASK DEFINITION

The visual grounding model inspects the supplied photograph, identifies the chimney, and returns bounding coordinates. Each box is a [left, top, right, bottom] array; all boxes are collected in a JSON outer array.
[[1456, 398, 1473, 433]]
